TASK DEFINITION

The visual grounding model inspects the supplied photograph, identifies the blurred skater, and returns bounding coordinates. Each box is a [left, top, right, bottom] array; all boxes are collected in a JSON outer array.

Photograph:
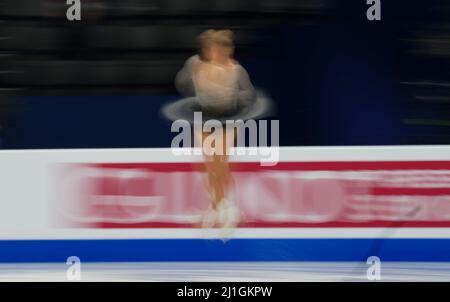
[[174, 29, 256, 230]]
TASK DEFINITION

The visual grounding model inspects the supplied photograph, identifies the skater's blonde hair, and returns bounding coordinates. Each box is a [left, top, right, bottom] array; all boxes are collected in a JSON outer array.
[[198, 29, 235, 59]]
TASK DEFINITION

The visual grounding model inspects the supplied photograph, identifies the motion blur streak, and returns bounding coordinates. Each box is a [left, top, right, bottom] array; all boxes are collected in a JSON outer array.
[[1, 1, 450, 149]]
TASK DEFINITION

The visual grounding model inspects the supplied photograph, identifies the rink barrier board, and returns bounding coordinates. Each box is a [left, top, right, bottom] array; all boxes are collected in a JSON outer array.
[[0, 146, 450, 262]]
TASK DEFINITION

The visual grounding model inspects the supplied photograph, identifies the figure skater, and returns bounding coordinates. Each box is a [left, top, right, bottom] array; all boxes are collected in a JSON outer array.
[[162, 29, 273, 231]]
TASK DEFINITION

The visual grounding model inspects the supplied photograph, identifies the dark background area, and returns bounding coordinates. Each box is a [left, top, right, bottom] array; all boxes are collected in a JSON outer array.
[[1, 0, 450, 149]]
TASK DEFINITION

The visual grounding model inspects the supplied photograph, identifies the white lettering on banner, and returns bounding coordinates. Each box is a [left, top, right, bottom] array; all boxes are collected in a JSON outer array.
[[54, 165, 450, 227]]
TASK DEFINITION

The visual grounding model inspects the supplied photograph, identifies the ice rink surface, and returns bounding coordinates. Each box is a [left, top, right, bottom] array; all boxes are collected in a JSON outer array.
[[1, 262, 450, 282]]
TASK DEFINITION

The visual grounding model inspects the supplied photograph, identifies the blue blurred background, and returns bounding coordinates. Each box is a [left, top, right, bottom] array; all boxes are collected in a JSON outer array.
[[1, 0, 450, 149]]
